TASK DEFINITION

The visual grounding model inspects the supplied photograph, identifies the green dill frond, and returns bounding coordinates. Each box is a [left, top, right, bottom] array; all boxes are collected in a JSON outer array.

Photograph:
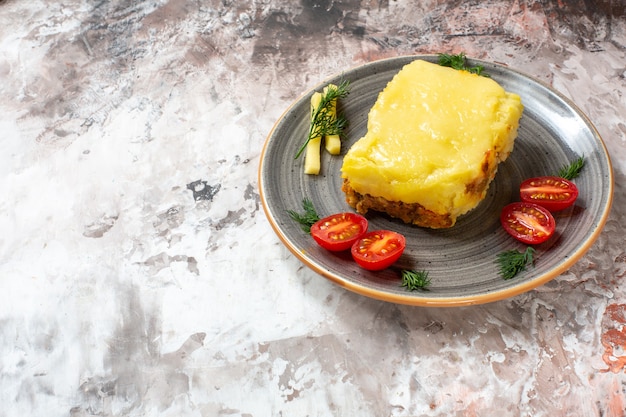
[[437, 53, 489, 77], [496, 247, 535, 280], [400, 269, 431, 291], [558, 155, 585, 180], [287, 198, 320, 234], [295, 80, 351, 159]]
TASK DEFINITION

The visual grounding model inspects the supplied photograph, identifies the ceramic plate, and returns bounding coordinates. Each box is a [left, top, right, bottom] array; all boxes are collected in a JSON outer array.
[[259, 55, 613, 307]]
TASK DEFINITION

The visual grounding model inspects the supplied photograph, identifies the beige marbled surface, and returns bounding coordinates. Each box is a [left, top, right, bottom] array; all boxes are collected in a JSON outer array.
[[1, 0, 626, 416]]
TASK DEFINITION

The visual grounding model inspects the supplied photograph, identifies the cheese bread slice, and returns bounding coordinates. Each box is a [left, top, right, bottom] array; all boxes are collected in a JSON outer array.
[[341, 59, 523, 228]]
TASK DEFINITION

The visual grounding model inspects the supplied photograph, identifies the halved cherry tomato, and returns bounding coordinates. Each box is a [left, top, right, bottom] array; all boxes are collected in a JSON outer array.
[[520, 176, 579, 212], [501, 202, 556, 245], [310, 212, 368, 252], [351, 230, 406, 271]]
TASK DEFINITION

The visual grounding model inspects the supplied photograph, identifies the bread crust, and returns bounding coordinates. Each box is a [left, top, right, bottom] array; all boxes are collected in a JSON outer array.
[[342, 179, 454, 228]]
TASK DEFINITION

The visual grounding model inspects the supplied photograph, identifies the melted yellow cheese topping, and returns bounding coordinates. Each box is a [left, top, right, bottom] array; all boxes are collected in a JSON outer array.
[[341, 59, 524, 219]]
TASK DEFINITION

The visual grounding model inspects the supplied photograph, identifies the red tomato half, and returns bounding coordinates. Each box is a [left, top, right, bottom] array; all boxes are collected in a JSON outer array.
[[520, 176, 579, 212], [501, 202, 556, 245], [310, 212, 368, 251], [351, 230, 406, 271]]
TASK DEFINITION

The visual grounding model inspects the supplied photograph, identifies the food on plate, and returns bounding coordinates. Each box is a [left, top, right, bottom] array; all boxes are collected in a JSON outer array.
[[351, 230, 406, 271], [496, 247, 535, 280], [400, 269, 431, 291], [437, 52, 487, 75], [296, 81, 350, 174], [310, 212, 368, 251], [496, 154, 585, 278], [520, 176, 579, 212], [287, 198, 320, 233], [303, 92, 323, 174], [287, 199, 408, 272], [557, 155, 585, 180], [323, 84, 342, 155], [341, 59, 524, 228], [500, 202, 555, 245]]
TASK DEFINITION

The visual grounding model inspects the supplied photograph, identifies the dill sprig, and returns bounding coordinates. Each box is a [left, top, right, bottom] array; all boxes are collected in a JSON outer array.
[[295, 80, 350, 159], [438, 53, 488, 77], [557, 155, 585, 180], [287, 198, 320, 234], [497, 247, 535, 280], [400, 269, 431, 291]]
